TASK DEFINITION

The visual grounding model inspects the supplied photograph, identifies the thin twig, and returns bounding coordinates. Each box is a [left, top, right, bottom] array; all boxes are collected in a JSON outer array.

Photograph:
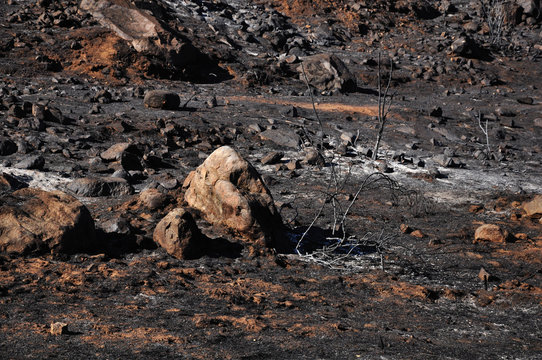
[[300, 62, 324, 149]]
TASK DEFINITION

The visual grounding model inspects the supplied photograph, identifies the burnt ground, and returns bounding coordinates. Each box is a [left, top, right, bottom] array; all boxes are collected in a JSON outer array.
[[1, 0, 542, 359]]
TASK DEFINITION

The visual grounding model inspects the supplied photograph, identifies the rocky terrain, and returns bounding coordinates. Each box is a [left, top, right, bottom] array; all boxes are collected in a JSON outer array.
[[1, 0, 541, 358]]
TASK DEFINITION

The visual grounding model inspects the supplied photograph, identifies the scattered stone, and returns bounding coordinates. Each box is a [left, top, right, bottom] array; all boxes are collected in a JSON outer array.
[[469, 204, 484, 213], [302, 148, 325, 167], [100, 142, 138, 161], [0, 172, 27, 191], [261, 151, 283, 165], [153, 208, 203, 259], [523, 195, 542, 217], [50, 322, 69, 336], [411, 230, 425, 238], [138, 188, 170, 210], [183, 146, 285, 251], [400, 223, 413, 234], [259, 129, 301, 149], [249, 123, 264, 133], [14, 155, 45, 170], [433, 154, 455, 168], [0, 138, 17, 156], [144, 90, 180, 110], [534, 118, 542, 128], [67, 177, 134, 197], [0, 188, 96, 254], [516, 0, 540, 15], [478, 267, 491, 282], [297, 54, 356, 93], [285, 159, 300, 171], [340, 131, 356, 145], [18, 117, 45, 131], [517, 97, 534, 105], [474, 224, 509, 243], [207, 96, 217, 108], [430, 106, 443, 117], [450, 36, 486, 59]]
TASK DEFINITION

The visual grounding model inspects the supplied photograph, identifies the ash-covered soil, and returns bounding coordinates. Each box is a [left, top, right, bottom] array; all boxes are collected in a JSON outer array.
[[1, 0, 541, 359]]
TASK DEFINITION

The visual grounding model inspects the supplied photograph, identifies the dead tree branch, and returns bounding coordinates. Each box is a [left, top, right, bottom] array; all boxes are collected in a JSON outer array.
[[372, 53, 394, 161]]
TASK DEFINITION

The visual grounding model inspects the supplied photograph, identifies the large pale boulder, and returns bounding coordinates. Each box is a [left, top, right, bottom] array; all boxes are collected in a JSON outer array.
[[153, 208, 203, 259], [0, 188, 96, 254], [183, 146, 285, 251]]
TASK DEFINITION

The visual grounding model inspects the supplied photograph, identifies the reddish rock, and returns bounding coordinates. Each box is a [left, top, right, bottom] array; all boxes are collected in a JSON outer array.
[[0, 188, 96, 254], [183, 146, 285, 251], [153, 208, 203, 259], [474, 224, 508, 243], [523, 195, 542, 217]]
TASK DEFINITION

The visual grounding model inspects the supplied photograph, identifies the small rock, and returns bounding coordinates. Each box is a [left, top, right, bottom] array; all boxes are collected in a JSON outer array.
[[523, 195, 542, 217], [138, 188, 170, 210], [50, 322, 68, 336], [297, 54, 356, 93], [478, 267, 491, 282], [474, 224, 508, 243], [259, 129, 301, 149], [340, 131, 356, 145], [400, 223, 412, 234], [0, 172, 27, 191], [429, 106, 443, 117], [153, 208, 203, 259], [207, 96, 217, 108], [67, 177, 134, 197], [14, 155, 45, 170], [517, 97, 534, 105], [411, 230, 425, 238], [100, 143, 138, 161], [433, 154, 454, 167], [469, 204, 484, 213], [261, 151, 283, 165], [144, 90, 180, 110], [0, 138, 17, 156], [303, 147, 325, 167], [450, 36, 486, 59], [285, 159, 300, 171]]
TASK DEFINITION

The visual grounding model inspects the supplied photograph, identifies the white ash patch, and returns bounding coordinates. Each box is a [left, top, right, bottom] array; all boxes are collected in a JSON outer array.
[[0, 166, 71, 192]]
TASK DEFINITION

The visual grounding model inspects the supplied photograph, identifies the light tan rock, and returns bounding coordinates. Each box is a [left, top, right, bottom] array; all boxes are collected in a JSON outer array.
[[183, 146, 285, 251], [138, 189, 170, 210], [0, 188, 96, 254], [474, 224, 508, 243], [523, 195, 542, 217], [50, 322, 68, 335], [153, 208, 203, 259]]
